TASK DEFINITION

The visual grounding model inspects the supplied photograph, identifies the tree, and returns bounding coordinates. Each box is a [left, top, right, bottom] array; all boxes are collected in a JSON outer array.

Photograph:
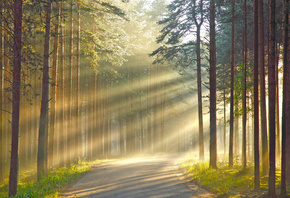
[[258, 0, 269, 176], [253, 0, 260, 190], [209, 0, 217, 169], [268, 0, 276, 195], [242, 0, 247, 169], [0, 0, 3, 183], [37, 0, 52, 179], [194, 0, 205, 161], [150, 0, 207, 160], [8, 0, 23, 196], [49, 0, 60, 169], [229, 0, 235, 168], [67, 0, 73, 165], [281, 0, 289, 196]]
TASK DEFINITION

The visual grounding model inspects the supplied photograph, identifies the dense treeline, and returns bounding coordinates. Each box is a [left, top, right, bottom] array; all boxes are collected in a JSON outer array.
[[1, 0, 290, 197], [151, 0, 290, 196], [1, 0, 204, 196]]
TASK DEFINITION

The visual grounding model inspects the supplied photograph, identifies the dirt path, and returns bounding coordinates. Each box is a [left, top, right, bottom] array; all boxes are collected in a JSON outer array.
[[61, 154, 216, 198]]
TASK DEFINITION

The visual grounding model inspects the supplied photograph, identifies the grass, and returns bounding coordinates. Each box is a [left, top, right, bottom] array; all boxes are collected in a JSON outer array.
[[0, 159, 109, 198], [182, 154, 290, 197]]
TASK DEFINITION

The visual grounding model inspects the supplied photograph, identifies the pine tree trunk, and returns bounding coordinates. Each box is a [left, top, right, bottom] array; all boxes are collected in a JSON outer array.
[[8, 0, 23, 196], [268, 0, 276, 195], [76, 2, 81, 160], [253, 0, 260, 190], [196, 24, 204, 161], [49, 1, 59, 169], [229, 0, 235, 168], [258, 0, 269, 176], [0, 0, 3, 183], [281, 0, 289, 195], [242, 0, 247, 169], [37, 0, 52, 179], [275, 43, 280, 162], [209, 0, 217, 169], [58, 0, 65, 167]]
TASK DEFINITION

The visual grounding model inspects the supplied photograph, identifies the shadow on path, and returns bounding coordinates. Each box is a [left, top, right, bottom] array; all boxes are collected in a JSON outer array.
[[61, 154, 216, 198]]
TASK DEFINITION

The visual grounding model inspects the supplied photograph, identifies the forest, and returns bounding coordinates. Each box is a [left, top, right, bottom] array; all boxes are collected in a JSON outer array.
[[1, 0, 290, 197]]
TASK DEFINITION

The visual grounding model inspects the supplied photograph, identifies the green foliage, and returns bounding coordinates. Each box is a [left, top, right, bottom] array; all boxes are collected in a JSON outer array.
[[0, 160, 108, 198], [182, 156, 287, 197]]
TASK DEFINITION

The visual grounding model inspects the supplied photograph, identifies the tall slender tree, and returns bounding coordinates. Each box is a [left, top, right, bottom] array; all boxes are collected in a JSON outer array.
[[49, 0, 60, 169], [193, 0, 205, 161], [268, 0, 276, 195], [242, 0, 247, 169], [209, 0, 217, 169], [38, 0, 52, 179], [253, 0, 260, 190], [0, 0, 3, 183], [8, 0, 23, 196], [258, 0, 269, 176], [229, 0, 235, 168], [281, 0, 289, 196]]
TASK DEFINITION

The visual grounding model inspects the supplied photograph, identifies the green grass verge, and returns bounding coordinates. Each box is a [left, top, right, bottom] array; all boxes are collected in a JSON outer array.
[[182, 155, 290, 197], [0, 160, 109, 198]]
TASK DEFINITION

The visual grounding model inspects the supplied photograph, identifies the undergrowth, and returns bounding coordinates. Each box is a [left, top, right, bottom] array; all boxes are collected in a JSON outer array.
[[0, 160, 108, 198], [182, 154, 289, 198]]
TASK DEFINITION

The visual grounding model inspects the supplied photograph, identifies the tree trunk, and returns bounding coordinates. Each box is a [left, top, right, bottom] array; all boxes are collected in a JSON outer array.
[[8, 0, 23, 196], [268, 0, 276, 196], [242, 0, 247, 169], [253, 0, 260, 190], [281, 0, 289, 195], [58, 0, 65, 167], [275, 43, 280, 162], [37, 0, 52, 179], [258, 0, 269, 176], [196, 24, 204, 161], [223, 89, 226, 155], [49, 0, 59, 169], [209, 0, 217, 169], [76, 2, 81, 160], [229, 0, 235, 168], [0, 0, 3, 183]]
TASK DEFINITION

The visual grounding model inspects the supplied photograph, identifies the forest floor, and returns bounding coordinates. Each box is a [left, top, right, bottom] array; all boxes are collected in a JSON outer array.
[[60, 153, 216, 198]]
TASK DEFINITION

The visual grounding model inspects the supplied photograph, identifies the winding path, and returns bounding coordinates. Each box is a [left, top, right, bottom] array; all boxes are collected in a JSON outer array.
[[61, 154, 216, 198]]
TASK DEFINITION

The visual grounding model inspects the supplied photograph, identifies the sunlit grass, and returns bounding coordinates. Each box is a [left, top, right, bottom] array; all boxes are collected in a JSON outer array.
[[182, 154, 289, 197], [0, 159, 111, 198]]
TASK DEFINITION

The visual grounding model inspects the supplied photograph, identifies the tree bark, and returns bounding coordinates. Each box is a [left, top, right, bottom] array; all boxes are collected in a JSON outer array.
[[209, 0, 217, 169], [258, 0, 269, 176], [242, 0, 247, 169], [229, 0, 235, 168], [0, 0, 3, 183], [281, 0, 289, 195], [37, 0, 52, 179], [49, 0, 60, 169], [268, 0, 276, 195], [8, 0, 23, 196], [253, 0, 260, 190]]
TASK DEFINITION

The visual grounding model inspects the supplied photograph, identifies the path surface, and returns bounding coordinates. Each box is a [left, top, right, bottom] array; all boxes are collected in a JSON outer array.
[[61, 154, 216, 198]]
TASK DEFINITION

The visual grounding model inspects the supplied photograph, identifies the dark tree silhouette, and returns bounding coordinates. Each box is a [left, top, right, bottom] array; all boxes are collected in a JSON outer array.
[[9, 0, 23, 196], [209, 0, 217, 169]]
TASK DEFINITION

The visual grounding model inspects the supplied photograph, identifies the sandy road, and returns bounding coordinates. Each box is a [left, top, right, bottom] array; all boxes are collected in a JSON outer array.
[[61, 154, 216, 198]]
